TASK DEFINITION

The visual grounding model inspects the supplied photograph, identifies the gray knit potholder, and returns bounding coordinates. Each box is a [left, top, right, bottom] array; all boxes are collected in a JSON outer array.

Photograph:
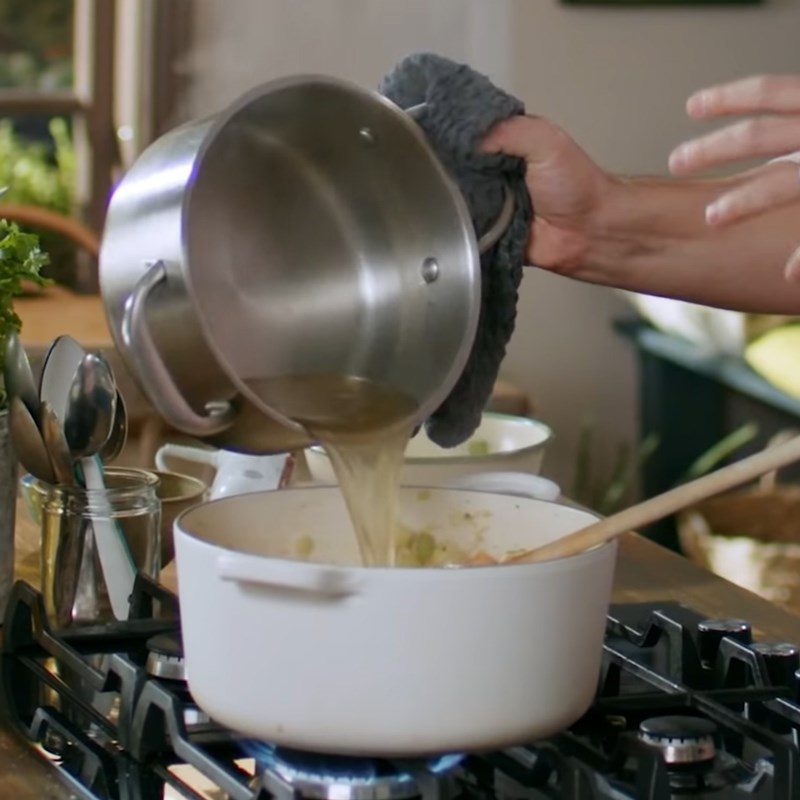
[[380, 53, 532, 448]]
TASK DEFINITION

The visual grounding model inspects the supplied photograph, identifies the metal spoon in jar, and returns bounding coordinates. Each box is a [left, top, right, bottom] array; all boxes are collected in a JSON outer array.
[[40, 401, 77, 486], [39, 395, 87, 627], [4, 331, 40, 422], [100, 390, 127, 463], [39, 335, 87, 430], [92, 353, 127, 463], [57, 353, 136, 619], [63, 353, 117, 460], [8, 396, 55, 484]]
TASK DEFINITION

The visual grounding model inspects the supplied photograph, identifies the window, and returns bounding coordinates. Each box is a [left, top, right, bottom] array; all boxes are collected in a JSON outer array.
[[0, 1, 113, 223], [0, 0, 191, 290]]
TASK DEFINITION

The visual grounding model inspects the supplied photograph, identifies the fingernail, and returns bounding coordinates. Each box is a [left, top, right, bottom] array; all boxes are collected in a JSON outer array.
[[668, 148, 686, 173], [785, 246, 800, 281], [687, 90, 710, 117], [705, 200, 727, 225]]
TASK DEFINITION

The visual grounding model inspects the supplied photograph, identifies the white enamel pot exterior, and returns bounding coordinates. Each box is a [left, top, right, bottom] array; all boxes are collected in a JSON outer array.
[[175, 488, 616, 756], [174, 487, 617, 756]]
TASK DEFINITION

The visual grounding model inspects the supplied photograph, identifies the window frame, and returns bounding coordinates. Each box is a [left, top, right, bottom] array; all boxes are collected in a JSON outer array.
[[0, 0, 190, 288], [0, 0, 116, 233]]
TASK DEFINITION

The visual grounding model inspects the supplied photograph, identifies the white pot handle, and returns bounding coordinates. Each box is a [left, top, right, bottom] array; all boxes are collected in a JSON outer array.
[[155, 443, 220, 472], [442, 471, 561, 502], [217, 554, 361, 598]]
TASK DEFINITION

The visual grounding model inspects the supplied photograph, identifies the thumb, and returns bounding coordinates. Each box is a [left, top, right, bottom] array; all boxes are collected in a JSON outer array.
[[481, 114, 562, 161], [784, 243, 800, 282]]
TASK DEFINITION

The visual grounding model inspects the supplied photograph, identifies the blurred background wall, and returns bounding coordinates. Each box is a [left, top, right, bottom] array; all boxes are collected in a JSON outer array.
[[180, 0, 800, 487]]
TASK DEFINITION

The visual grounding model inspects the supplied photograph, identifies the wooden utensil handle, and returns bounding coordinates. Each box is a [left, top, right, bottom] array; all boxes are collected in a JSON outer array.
[[507, 432, 800, 565]]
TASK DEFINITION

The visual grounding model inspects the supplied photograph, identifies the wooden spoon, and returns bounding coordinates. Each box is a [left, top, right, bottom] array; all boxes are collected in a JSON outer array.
[[503, 432, 800, 565]]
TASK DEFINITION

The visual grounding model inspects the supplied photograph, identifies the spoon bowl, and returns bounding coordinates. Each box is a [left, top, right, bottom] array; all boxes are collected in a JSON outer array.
[[64, 353, 117, 459], [4, 331, 40, 421], [39, 335, 87, 428], [9, 396, 55, 484], [100, 390, 127, 463]]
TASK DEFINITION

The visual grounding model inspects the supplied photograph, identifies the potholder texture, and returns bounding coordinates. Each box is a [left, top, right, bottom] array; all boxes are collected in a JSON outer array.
[[380, 53, 532, 447]]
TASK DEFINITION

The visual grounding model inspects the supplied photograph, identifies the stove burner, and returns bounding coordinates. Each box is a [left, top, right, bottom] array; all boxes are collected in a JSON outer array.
[[252, 745, 463, 800], [145, 631, 185, 681], [638, 716, 717, 766], [10, 580, 800, 800]]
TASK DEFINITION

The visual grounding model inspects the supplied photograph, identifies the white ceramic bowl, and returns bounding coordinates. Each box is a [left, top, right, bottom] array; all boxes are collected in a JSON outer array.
[[305, 412, 553, 486]]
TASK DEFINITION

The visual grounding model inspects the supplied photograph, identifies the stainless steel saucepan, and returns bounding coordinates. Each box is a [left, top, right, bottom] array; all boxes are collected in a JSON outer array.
[[101, 75, 498, 453]]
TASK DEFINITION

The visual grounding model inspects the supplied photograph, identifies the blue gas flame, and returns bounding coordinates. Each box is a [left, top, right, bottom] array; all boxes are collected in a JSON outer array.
[[240, 740, 464, 784]]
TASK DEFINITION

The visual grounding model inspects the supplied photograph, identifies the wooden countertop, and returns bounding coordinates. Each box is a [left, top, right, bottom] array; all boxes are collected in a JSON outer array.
[[613, 531, 800, 641], [15, 285, 111, 351]]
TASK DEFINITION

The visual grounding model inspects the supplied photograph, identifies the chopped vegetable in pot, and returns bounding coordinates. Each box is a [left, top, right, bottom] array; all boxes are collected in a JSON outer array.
[[395, 528, 473, 567], [467, 439, 491, 456]]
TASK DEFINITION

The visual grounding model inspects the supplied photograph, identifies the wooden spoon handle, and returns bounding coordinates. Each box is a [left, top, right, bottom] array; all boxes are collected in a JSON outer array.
[[506, 431, 800, 565]]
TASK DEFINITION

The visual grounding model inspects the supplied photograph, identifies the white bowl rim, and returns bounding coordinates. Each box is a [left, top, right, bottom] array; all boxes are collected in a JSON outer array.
[[175, 485, 612, 571], [307, 412, 553, 466]]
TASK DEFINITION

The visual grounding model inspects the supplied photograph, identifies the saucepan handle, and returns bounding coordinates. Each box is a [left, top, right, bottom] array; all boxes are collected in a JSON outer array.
[[217, 554, 362, 598], [477, 184, 515, 254], [122, 260, 235, 437], [403, 102, 515, 255]]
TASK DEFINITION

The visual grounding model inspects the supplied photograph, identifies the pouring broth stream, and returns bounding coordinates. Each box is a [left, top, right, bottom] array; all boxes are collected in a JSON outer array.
[[244, 375, 418, 566]]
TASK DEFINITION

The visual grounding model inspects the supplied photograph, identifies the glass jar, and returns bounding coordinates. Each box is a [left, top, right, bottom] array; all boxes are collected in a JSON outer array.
[[41, 467, 161, 627]]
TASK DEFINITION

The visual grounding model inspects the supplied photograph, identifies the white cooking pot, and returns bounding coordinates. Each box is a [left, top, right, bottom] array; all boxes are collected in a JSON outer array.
[[174, 487, 616, 756]]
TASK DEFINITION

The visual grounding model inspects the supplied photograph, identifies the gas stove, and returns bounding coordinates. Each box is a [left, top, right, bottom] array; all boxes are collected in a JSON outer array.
[[3, 577, 800, 799]]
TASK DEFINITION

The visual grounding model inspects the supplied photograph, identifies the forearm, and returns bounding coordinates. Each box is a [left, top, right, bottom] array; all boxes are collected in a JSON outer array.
[[577, 176, 800, 313]]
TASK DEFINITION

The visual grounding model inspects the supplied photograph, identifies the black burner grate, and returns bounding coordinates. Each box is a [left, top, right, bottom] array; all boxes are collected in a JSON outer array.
[[3, 583, 800, 799]]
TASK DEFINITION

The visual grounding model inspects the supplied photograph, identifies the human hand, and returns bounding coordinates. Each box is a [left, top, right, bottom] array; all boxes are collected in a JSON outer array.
[[481, 115, 617, 273], [668, 75, 800, 277]]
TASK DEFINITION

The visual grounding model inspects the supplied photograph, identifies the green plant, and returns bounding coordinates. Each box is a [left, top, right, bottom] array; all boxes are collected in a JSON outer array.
[[572, 419, 660, 515], [0, 220, 50, 404], [0, 117, 76, 285], [675, 422, 759, 485], [572, 419, 760, 516], [0, 117, 74, 214]]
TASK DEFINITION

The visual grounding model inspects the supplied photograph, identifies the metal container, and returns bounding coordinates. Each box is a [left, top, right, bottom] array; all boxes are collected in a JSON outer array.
[[100, 75, 480, 453]]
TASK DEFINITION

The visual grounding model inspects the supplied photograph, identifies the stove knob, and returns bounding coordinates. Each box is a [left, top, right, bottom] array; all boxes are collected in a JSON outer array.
[[638, 716, 717, 766], [697, 618, 752, 665], [751, 642, 800, 687]]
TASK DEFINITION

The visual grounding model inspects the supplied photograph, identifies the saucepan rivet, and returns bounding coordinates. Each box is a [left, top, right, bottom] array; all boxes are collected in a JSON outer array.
[[421, 257, 440, 284], [358, 127, 376, 145]]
